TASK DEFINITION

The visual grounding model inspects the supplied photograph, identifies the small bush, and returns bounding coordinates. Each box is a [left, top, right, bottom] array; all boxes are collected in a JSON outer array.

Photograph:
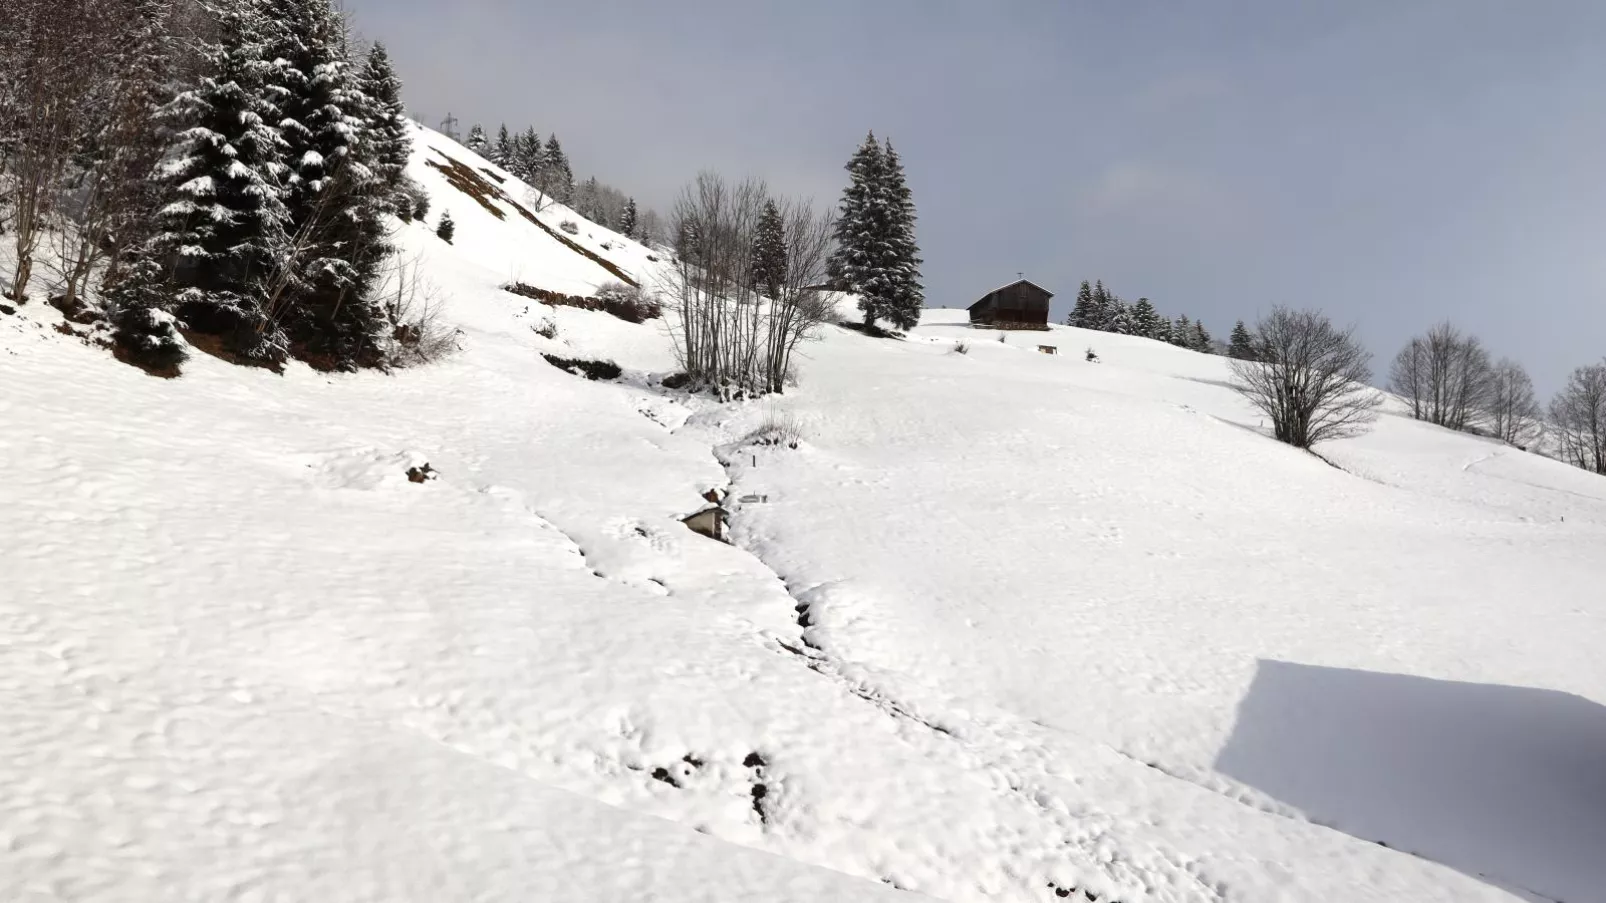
[[745, 412, 804, 449], [111, 306, 187, 377], [404, 181, 430, 222], [382, 259, 460, 366], [436, 211, 456, 244], [559, 220, 579, 235], [953, 342, 970, 355], [533, 320, 558, 339], [541, 353, 622, 381], [1085, 347, 1099, 362]]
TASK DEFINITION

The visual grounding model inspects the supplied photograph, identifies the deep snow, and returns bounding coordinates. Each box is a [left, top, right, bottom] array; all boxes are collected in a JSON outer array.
[[1, 124, 1602, 902]]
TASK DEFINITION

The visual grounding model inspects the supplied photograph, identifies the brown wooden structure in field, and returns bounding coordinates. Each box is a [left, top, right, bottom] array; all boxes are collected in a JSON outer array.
[[968, 279, 1053, 330]]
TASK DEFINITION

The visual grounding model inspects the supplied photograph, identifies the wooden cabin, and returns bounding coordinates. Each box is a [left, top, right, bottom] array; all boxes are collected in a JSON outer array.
[[967, 280, 1053, 330]]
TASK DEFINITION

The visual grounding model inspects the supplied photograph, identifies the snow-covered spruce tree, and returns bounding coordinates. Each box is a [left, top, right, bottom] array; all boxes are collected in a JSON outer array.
[[1170, 315, 1192, 347], [1068, 280, 1095, 327], [354, 41, 410, 216], [1191, 320, 1212, 352], [436, 210, 454, 243], [1130, 297, 1163, 338], [546, 135, 574, 203], [265, 0, 392, 368], [1228, 319, 1256, 359], [519, 127, 543, 184], [117, 0, 290, 364], [1107, 298, 1134, 335], [880, 140, 924, 331], [828, 132, 889, 328], [1089, 280, 1115, 332], [466, 123, 487, 153], [619, 197, 638, 238], [751, 199, 787, 302], [489, 123, 510, 167]]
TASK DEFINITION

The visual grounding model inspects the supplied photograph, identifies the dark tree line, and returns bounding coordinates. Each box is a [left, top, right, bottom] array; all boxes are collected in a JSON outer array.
[[1066, 280, 1215, 353], [0, 0, 426, 373]]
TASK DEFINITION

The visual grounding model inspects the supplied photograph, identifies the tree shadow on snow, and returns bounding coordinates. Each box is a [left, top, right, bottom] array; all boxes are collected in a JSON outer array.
[[1215, 660, 1606, 903]]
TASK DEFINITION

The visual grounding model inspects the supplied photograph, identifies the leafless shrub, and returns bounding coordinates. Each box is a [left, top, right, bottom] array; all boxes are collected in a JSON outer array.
[[745, 411, 803, 448], [532, 319, 558, 340], [952, 341, 970, 355], [380, 256, 458, 365], [1230, 306, 1382, 449], [559, 219, 579, 235], [1388, 322, 1496, 432], [1549, 361, 1606, 474], [1487, 358, 1543, 447]]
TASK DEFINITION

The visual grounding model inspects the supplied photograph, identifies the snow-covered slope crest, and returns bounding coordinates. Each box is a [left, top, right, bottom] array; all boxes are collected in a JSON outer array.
[[1, 124, 1602, 902]]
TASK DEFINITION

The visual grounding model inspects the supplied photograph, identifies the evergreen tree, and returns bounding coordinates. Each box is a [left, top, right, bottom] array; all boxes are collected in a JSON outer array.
[[491, 123, 513, 168], [1068, 280, 1096, 327], [751, 199, 787, 301], [619, 197, 638, 238], [828, 132, 890, 327], [129, 0, 290, 362], [880, 140, 924, 331], [436, 210, 454, 243], [577, 176, 605, 223], [1090, 280, 1115, 332], [536, 134, 572, 202], [1170, 315, 1192, 347], [1228, 319, 1256, 360], [519, 126, 543, 183], [1107, 298, 1134, 335], [355, 41, 410, 216], [1130, 297, 1163, 337], [1191, 320, 1212, 352], [466, 123, 487, 153], [267, 0, 390, 367]]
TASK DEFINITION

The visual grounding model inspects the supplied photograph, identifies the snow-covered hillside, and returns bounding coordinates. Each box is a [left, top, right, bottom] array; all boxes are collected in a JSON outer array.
[[2, 124, 1603, 903]]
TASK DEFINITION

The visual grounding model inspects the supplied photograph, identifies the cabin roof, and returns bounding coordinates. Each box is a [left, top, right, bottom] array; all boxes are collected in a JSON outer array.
[[967, 279, 1055, 310]]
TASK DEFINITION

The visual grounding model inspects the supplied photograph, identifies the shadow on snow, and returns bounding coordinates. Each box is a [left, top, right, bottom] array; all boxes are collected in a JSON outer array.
[[1215, 660, 1606, 903]]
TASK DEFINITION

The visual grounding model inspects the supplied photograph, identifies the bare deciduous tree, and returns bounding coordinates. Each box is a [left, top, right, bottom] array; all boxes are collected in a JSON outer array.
[[1230, 306, 1382, 449], [660, 172, 763, 394], [1549, 361, 1606, 474], [1486, 357, 1543, 448], [761, 198, 836, 393], [0, 0, 106, 298], [658, 172, 836, 396], [49, 2, 175, 305], [1388, 322, 1495, 432]]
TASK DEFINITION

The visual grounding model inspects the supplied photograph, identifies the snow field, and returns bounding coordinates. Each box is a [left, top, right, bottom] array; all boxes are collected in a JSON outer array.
[[2, 124, 1601, 902]]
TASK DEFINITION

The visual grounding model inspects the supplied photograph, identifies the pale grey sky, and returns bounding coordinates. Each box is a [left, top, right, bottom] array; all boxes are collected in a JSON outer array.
[[349, 0, 1606, 394]]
